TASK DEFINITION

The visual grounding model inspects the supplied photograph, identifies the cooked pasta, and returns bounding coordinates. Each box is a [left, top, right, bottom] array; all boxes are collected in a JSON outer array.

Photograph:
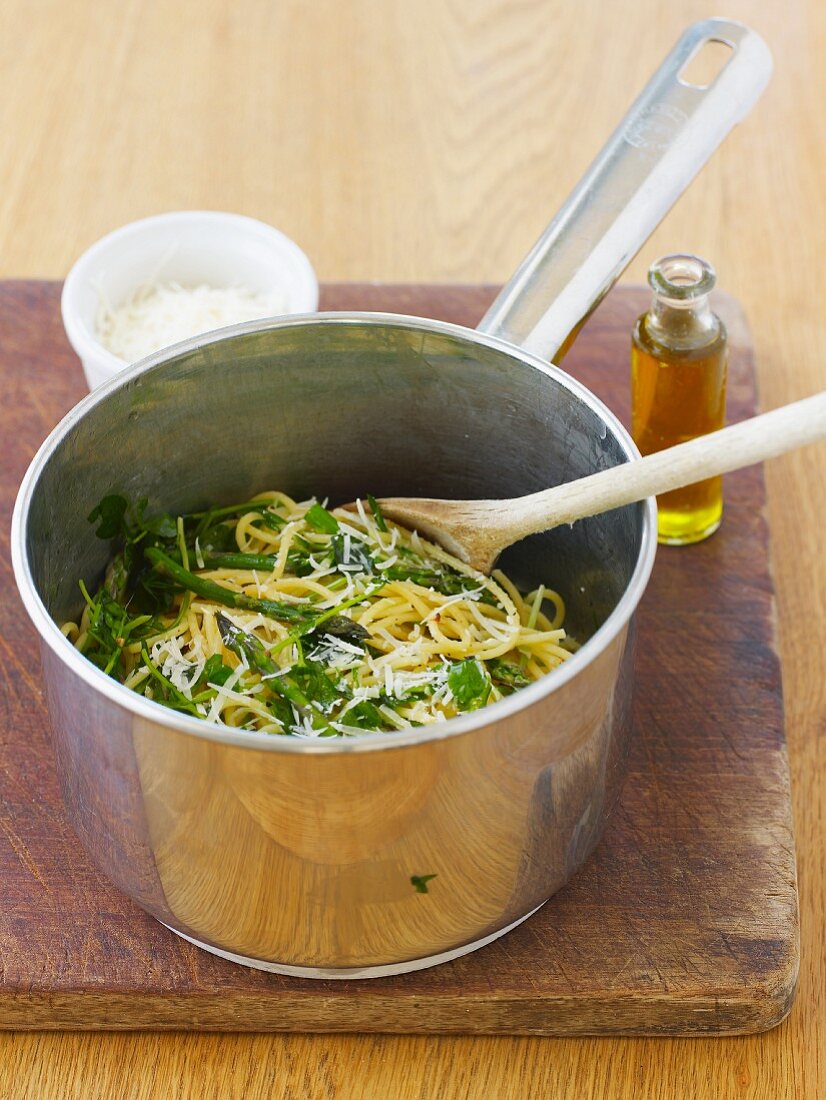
[[65, 491, 574, 736]]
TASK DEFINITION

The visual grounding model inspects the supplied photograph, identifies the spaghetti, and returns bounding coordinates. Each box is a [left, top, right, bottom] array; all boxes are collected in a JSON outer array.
[[64, 492, 573, 736]]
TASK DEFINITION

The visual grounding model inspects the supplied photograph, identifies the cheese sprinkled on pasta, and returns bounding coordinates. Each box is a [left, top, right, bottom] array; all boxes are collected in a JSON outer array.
[[65, 492, 573, 736]]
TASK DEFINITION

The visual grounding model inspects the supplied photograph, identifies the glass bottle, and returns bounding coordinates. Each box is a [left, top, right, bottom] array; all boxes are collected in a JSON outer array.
[[631, 254, 728, 545]]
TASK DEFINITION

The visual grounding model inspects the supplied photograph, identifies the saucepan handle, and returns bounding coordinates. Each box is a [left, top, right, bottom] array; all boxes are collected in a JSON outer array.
[[477, 19, 772, 362]]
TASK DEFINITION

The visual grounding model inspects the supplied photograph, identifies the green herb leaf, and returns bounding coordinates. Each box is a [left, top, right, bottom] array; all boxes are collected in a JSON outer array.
[[267, 694, 294, 729], [285, 535, 324, 577], [87, 493, 186, 615], [366, 494, 388, 533], [198, 653, 233, 688], [78, 580, 161, 678], [305, 503, 340, 534], [198, 521, 238, 552], [135, 499, 177, 540], [133, 562, 179, 614], [410, 874, 437, 894], [88, 495, 129, 540], [290, 659, 342, 713], [343, 700, 384, 730], [447, 659, 491, 710], [286, 552, 319, 577]]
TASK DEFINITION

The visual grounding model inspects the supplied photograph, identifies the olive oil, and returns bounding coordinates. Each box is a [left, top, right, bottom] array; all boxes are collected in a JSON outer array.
[[632, 255, 728, 545]]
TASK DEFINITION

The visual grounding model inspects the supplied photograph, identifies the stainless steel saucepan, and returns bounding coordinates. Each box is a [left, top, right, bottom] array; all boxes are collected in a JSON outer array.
[[11, 21, 772, 976]]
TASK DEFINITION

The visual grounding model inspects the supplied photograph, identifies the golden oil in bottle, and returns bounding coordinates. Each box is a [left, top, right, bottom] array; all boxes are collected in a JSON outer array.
[[632, 254, 728, 545]]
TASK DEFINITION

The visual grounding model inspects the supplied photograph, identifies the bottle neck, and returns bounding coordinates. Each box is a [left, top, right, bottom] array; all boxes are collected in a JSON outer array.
[[645, 292, 721, 351], [644, 254, 721, 352]]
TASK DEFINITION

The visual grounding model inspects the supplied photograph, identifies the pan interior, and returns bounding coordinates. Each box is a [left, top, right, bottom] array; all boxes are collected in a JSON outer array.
[[26, 317, 645, 645]]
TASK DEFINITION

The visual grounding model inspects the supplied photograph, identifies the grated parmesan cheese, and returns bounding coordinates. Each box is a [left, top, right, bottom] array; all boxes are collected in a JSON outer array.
[[95, 280, 287, 361], [70, 490, 573, 738]]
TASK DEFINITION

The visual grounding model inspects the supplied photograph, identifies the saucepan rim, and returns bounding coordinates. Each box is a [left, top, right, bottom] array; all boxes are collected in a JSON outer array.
[[11, 311, 657, 755]]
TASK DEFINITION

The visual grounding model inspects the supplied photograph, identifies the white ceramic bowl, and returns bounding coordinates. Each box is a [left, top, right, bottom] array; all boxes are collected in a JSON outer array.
[[61, 211, 319, 390]]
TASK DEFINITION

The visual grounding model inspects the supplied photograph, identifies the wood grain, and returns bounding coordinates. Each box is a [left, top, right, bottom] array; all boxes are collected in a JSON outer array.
[[0, 0, 823, 1096], [0, 280, 797, 1041]]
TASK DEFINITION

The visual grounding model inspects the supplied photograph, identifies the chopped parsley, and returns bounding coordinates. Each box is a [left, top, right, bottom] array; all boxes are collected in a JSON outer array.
[[447, 659, 491, 710], [410, 874, 438, 894], [305, 503, 340, 534]]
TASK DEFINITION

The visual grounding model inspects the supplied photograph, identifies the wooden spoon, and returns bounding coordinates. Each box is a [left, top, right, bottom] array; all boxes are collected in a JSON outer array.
[[361, 391, 826, 574]]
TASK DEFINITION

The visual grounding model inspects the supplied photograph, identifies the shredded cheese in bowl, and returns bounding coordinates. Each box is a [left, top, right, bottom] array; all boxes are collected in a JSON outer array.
[[95, 281, 288, 362]]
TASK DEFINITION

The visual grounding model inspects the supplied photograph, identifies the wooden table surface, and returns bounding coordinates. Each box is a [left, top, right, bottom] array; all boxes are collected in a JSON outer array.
[[0, 1, 822, 1097]]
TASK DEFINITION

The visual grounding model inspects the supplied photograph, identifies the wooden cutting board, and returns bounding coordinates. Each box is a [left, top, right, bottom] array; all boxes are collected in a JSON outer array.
[[0, 282, 798, 1035]]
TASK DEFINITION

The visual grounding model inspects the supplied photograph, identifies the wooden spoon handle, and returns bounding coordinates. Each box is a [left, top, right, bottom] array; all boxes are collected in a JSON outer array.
[[510, 390, 826, 536]]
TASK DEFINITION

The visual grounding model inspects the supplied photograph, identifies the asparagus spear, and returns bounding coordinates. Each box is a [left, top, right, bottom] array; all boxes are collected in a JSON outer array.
[[145, 547, 309, 623], [197, 551, 279, 571], [216, 613, 336, 736], [147, 548, 374, 643]]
